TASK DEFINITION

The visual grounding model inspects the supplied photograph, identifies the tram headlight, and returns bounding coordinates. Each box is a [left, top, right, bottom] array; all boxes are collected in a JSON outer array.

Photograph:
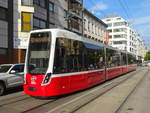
[[42, 73, 51, 85]]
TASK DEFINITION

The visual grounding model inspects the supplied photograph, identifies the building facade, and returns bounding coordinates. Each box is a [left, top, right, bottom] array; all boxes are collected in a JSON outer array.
[[83, 8, 107, 43], [33, 0, 83, 34], [0, 0, 13, 64], [0, 0, 83, 64], [13, 0, 34, 63], [136, 37, 148, 61], [102, 14, 147, 60]]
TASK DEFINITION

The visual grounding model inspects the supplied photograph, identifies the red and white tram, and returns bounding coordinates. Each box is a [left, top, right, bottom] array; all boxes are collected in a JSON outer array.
[[24, 29, 137, 98]]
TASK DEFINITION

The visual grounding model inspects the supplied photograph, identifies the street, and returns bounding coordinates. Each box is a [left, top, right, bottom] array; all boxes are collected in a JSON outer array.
[[0, 0, 149, 113], [0, 67, 149, 113]]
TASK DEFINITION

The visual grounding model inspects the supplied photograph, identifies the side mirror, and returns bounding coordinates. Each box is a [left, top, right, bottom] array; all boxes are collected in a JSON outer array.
[[10, 70, 16, 74]]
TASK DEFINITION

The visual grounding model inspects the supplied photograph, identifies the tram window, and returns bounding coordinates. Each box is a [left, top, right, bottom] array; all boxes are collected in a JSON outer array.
[[28, 32, 51, 75], [106, 48, 121, 68], [128, 54, 136, 64], [83, 43, 105, 70], [53, 38, 81, 73], [121, 52, 127, 65], [53, 38, 105, 74]]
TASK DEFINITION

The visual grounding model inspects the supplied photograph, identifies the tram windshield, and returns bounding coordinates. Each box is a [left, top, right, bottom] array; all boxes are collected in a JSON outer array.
[[27, 32, 51, 75]]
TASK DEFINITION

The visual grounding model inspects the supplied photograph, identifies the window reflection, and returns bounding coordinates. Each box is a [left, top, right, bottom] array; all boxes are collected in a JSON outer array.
[[128, 54, 136, 64], [53, 38, 105, 74], [106, 48, 121, 68]]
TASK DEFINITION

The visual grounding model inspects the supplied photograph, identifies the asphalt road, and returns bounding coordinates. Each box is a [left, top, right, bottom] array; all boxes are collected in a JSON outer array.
[[0, 67, 149, 113], [74, 67, 150, 113]]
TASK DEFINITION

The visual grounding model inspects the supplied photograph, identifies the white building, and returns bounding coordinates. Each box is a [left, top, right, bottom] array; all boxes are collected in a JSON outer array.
[[136, 37, 148, 61], [83, 8, 107, 43], [102, 14, 147, 60]]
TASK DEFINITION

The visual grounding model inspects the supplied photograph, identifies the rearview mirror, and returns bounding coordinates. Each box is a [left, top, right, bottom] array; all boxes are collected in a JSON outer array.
[[10, 70, 16, 74]]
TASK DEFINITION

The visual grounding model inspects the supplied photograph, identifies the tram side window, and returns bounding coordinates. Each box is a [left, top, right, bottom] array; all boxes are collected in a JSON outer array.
[[128, 54, 136, 64], [121, 52, 127, 65], [53, 38, 105, 74], [106, 48, 121, 68], [83, 43, 105, 70], [53, 38, 82, 73]]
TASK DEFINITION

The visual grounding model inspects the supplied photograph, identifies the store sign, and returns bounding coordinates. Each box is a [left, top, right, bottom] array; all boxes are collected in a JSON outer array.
[[104, 32, 109, 45], [14, 38, 29, 49]]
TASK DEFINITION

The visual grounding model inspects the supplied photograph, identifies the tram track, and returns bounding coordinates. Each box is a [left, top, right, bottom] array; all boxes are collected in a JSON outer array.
[[114, 69, 150, 113], [69, 69, 145, 113], [0, 95, 30, 107], [0, 93, 24, 101], [0, 89, 60, 112], [0, 95, 58, 113], [0, 68, 145, 113], [21, 68, 144, 113], [67, 68, 149, 113], [22, 99, 57, 113]]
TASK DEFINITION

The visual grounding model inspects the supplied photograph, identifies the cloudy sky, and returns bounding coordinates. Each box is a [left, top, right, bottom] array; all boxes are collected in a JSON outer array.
[[84, 0, 150, 49]]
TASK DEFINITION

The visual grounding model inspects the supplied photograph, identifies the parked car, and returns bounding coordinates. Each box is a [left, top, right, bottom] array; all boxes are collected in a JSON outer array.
[[0, 64, 24, 96], [143, 61, 150, 67]]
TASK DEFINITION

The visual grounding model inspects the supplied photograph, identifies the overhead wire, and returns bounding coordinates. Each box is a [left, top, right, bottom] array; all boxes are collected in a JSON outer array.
[[117, 0, 146, 47], [122, 0, 144, 40], [123, 0, 136, 25], [117, 0, 130, 19], [87, 0, 106, 17], [117, 0, 137, 31], [83, 0, 146, 46]]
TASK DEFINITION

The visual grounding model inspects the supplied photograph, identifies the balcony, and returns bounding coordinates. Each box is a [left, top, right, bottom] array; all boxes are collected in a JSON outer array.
[[21, 0, 33, 6], [70, 0, 82, 4], [69, 4, 82, 15], [69, 0, 83, 16], [69, 18, 80, 30], [113, 37, 127, 41], [112, 32, 127, 35]]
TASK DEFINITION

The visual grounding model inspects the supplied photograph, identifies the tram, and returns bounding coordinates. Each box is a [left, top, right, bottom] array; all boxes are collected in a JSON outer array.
[[24, 29, 137, 97]]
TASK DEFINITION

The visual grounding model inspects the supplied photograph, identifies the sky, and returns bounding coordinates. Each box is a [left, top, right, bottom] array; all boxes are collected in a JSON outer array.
[[84, 0, 150, 49]]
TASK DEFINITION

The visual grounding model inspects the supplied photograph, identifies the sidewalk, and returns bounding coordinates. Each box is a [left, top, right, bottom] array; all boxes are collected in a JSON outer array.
[[74, 68, 150, 113], [119, 68, 150, 113]]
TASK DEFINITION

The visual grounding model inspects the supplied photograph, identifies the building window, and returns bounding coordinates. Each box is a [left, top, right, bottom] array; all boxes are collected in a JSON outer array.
[[0, 7, 7, 21], [95, 26, 97, 35], [114, 22, 127, 26], [114, 34, 127, 38], [49, 2, 54, 12], [113, 28, 127, 33], [33, 0, 45, 8], [33, 17, 46, 29], [64, 10, 67, 18], [113, 41, 126, 45], [116, 18, 121, 20], [92, 24, 94, 33], [106, 19, 111, 21], [99, 28, 102, 36], [107, 29, 112, 33], [109, 35, 112, 39], [0, 48, 7, 55], [22, 12, 32, 32], [84, 19, 87, 31], [49, 23, 55, 28], [107, 23, 112, 27], [130, 47, 132, 52], [21, 0, 33, 6], [88, 21, 90, 31]]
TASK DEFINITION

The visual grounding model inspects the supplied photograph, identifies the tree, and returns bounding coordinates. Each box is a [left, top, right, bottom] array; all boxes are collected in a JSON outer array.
[[144, 51, 150, 61]]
